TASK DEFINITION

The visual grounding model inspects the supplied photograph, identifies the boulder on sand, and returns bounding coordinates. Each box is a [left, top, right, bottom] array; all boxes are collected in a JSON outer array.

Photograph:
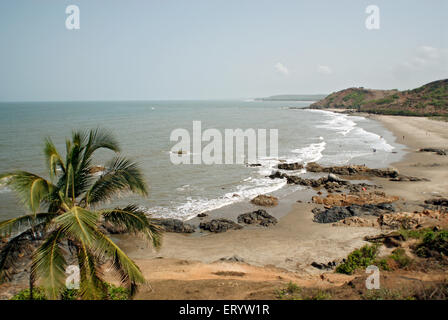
[[251, 195, 279, 207], [277, 162, 304, 170], [237, 209, 278, 227], [154, 218, 196, 233], [312, 203, 395, 224], [199, 219, 243, 233]]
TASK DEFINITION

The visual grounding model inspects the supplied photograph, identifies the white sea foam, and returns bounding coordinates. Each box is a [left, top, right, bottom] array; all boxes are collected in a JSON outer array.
[[317, 113, 356, 136], [291, 141, 326, 164], [146, 177, 287, 221]]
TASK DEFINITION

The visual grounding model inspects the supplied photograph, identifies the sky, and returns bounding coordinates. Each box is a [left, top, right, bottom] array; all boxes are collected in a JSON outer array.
[[0, 0, 446, 101]]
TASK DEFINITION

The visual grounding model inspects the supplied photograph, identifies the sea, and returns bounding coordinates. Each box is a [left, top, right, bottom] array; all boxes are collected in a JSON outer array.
[[0, 100, 406, 221]]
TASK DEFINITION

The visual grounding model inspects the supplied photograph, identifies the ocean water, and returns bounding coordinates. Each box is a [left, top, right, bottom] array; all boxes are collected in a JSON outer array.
[[0, 100, 405, 221]]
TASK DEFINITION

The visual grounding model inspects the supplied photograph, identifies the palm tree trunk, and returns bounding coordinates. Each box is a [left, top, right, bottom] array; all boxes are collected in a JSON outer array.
[[29, 273, 34, 300]]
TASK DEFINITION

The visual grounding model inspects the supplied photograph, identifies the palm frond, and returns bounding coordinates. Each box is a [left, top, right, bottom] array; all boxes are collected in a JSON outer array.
[[100, 205, 162, 248], [0, 223, 47, 283], [0, 213, 56, 238], [53, 206, 99, 246], [76, 242, 106, 300], [44, 138, 66, 178], [83, 128, 120, 162], [30, 228, 67, 299], [85, 156, 148, 206], [0, 172, 54, 213], [93, 231, 146, 295]]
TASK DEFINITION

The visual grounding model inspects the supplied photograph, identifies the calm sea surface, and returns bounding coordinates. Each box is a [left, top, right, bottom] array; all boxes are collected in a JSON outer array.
[[0, 100, 405, 221]]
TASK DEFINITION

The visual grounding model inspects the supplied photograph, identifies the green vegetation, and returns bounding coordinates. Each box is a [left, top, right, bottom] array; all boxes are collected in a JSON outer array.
[[415, 230, 448, 258], [399, 228, 434, 240], [12, 283, 130, 300], [10, 287, 47, 300], [389, 248, 412, 268], [0, 128, 162, 300], [362, 288, 413, 300], [276, 282, 331, 300], [335, 245, 379, 275], [311, 79, 447, 116], [342, 90, 366, 106]]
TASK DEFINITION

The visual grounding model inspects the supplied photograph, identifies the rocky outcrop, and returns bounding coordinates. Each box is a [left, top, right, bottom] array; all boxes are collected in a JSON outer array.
[[269, 171, 376, 193], [378, 210, 448, 230], [306, 162, 429, 182], [101, 221, 128, 234], [425, 198, 448, 207], [312, 203, 395, 224], [250, 195, 279, 207], [269, 171, 348, 188], [332, 216, 379, 227], [419, 148, 447, 156], [219, 255, 245, 262], [199, 219, 243, 233], [312, 191, 399, 207], [277, 162, 304, 170], [237, 209, 278, 227], [306, 162, 400, 178], [311, 259, 344, 270], [155, 218, 196, 233], [389, 175, 430, 182]]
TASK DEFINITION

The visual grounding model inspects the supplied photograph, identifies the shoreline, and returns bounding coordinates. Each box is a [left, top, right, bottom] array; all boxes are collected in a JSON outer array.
[[120, 112, 447, 299], [116, 111, 403, 262]]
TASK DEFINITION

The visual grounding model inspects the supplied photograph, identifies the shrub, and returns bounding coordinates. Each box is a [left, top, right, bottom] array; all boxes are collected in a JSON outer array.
[[336, 245, 379, 275], [390, 248, 412, 268], [415, 230, 448, 258]]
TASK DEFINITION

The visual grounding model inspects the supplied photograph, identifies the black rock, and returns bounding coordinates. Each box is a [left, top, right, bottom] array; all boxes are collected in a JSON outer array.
[[155, 218, 196, 233], [425, 198, 448, 207], [199, 219, 243, 233], [237, 209, 278, 227], [278, 162, 304, 170], [313, 202, 395, 223]]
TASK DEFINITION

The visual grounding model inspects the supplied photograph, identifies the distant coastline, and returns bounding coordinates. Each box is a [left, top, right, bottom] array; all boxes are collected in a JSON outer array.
[[255, 94, 328, 102]]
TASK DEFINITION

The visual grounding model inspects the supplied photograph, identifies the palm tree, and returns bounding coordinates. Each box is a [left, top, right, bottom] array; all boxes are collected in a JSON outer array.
[[0, 128, 161, 299]]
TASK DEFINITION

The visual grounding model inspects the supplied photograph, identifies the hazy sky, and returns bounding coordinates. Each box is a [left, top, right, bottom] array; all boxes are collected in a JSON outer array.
[[0, 0, 446, 101]]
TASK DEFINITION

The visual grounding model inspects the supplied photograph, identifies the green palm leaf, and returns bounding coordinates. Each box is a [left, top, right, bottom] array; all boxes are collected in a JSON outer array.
[[85, 156, 148, 206], [0, 212, 56, 237], [93, 231, 145, 295], [75, 242, 106, 300], [0, 171, 54, 213], [100, 205, 162, 248], [83, 128, 120, 161], [44, 138, 66, 178], [30, 229, 67, 299], [53, 206, 99, 246]]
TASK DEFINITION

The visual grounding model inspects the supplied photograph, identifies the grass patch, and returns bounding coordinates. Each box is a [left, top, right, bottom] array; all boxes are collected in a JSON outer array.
[[362, 288, 413, 300], [275, 282, 331, 300], [399, 228, 433, 240], [11, 283, 130, 300]]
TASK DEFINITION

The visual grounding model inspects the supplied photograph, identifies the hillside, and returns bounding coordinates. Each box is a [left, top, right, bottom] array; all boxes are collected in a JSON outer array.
[[310, 79, 448, 116]]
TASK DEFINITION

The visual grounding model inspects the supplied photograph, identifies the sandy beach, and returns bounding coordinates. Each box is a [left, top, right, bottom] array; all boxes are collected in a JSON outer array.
[[101, 114, 448, 299]]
